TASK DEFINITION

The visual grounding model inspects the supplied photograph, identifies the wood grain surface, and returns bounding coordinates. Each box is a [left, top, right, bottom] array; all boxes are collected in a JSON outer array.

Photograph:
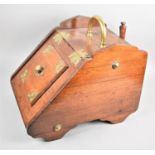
[[11, 16, 148, 141]]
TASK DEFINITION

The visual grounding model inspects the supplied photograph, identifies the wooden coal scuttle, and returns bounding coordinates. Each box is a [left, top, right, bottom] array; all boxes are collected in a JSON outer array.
[[11, 16, 148, 141]]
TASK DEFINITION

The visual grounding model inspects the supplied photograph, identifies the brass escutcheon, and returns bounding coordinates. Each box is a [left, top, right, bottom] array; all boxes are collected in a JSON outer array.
[[87, 16, 107, 48]]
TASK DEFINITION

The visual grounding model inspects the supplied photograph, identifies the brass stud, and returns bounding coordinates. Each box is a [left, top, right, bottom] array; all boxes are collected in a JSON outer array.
[[112, 61, 120, 69], [53, 124, 62, 132], [35, 65, 44, 76]]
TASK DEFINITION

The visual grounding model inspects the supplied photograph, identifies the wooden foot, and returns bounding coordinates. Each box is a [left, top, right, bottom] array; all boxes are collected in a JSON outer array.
[[30, 129, 68, 141], [100, 111, 132, 124], [38, 132, 66, 141], [28, 125, 76, 141]]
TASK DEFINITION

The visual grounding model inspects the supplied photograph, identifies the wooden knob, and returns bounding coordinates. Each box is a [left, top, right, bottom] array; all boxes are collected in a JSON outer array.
[[119, 22, 126, 40]]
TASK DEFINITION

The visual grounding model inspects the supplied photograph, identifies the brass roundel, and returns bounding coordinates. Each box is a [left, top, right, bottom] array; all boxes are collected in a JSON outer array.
[[53, 124, 62, 132], [112, 61, 120, 69], [35, 65, 44, 76]]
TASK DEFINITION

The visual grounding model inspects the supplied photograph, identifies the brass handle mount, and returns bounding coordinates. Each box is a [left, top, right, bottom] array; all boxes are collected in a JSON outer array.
[[87, 16, 107, 48]]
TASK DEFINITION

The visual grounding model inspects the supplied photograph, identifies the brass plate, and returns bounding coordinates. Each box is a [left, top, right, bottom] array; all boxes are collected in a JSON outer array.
[[69, 49, 92, 66], [53, 32, 70, 45], [76, 49, 92, 59], [42, 45, 54, 54], [27, 92, 38, 104], [20, 69, 28, 83], [55, 60, 65, 74], [69, 52, 81, 66]]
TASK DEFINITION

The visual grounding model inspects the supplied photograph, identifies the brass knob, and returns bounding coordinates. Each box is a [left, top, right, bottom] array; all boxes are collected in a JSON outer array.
[[112, 61, 120, 69], [87, 16, 107, 48], [35, 65, 44, 76], [53, 124, 62, 132]]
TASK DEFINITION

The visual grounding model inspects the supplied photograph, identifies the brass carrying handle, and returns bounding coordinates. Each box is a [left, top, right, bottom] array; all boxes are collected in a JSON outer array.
[[87, 16, 107, 48]]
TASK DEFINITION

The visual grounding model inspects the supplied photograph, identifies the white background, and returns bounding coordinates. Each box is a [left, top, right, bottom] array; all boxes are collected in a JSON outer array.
[[0, 4, 155, 149]]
